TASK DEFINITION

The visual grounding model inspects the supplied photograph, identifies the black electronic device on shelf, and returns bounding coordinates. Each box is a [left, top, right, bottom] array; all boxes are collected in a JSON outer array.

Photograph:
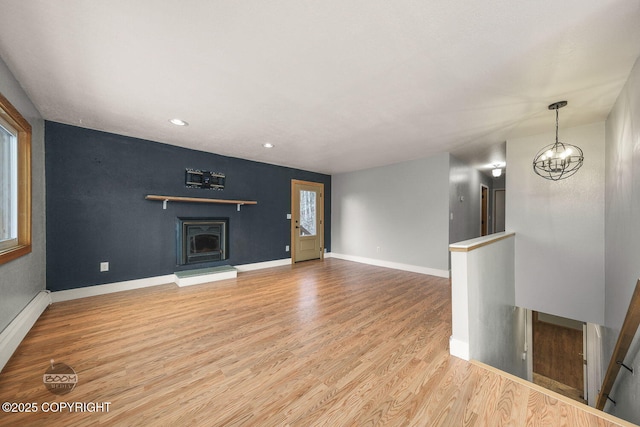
[[185, 169, 225, 190]]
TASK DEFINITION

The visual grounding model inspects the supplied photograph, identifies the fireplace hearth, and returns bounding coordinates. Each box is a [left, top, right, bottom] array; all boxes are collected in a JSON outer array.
[[177, 218, 228, 265]]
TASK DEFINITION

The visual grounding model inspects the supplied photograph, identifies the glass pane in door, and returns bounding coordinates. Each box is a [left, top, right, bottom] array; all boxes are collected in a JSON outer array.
[[299, 190, 316, 236]]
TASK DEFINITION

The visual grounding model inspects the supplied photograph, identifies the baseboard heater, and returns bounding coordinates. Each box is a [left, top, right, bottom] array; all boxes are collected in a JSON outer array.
[[0, 291, 51, 372]]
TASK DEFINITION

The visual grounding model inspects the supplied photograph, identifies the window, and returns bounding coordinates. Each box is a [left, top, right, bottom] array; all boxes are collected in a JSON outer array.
[[0, 117, 18, 250], [299, 190, 317, 236], [0, 92, 31, 265]]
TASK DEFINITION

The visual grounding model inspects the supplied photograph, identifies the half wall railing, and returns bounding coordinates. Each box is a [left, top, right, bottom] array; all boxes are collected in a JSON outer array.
[[596, 279, 640, 410]]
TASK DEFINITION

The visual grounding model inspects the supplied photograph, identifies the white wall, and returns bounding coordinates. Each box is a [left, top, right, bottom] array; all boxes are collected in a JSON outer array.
[[331, 154, 450, 273], [450, 233, 527, 379], [506, 122, 605, 325], [0, 56, 46, 332], [449, 155, 494, 244], [468, 236, 526, 378], [604, 56, 640, 335], [603, 56, 640, 422]]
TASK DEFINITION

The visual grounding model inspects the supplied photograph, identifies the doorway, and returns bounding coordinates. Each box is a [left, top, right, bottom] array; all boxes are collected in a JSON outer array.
[[480, 185, 488, 236], [532, 311, 586, 403], [291, 180, 324, 263]]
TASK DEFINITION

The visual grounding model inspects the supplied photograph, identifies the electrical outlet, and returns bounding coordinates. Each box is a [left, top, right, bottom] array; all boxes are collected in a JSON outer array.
[[285, 245, 290, 252], [376, 246, 381, 253], [100, 262, 109, 272], [286, 213, 291, 219]]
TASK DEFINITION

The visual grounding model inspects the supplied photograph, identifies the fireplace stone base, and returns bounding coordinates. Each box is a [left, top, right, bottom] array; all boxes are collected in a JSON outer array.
[[174, 265, 238, 287]]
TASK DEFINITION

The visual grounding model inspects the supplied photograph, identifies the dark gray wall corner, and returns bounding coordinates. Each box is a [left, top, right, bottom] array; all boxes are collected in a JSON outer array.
[[45, 121, 331, 291]]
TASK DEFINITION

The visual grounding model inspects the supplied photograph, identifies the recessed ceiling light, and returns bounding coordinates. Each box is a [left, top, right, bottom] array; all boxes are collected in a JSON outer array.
[[263, 143, 274, 148], [169, 118, 188, 126]]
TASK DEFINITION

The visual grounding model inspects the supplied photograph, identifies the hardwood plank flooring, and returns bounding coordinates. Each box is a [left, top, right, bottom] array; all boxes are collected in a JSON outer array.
[[0, 259, 630, 426], [533, 373, 586, 404]]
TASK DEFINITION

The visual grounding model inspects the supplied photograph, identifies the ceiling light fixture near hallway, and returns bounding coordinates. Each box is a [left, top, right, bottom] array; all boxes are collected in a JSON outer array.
[[263, 143, 274, 148], [492, 166, 502, 178], [532, 101, 584, 181], [169, 118, 189, 126]]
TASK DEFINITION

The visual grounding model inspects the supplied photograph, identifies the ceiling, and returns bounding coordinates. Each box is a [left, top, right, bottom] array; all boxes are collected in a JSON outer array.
[[0, 1, 638, 175]]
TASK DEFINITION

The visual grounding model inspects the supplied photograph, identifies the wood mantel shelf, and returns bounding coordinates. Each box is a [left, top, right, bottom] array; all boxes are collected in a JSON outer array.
[[145, 195, 257, 211]]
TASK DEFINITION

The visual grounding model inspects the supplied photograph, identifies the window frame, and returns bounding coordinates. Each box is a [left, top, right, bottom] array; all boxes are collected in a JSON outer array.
[[0, 91, 32, 265]]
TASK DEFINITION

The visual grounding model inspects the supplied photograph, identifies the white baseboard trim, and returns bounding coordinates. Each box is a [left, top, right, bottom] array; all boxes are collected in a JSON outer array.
[[50, 258, 296, 302], [235, 258, 292, 272], [51, 274, 176, 303], [329, 253, 450, 278], [0, 291, 52, 372], [449, 336, 470, 361], [48, 255, 447, 304]]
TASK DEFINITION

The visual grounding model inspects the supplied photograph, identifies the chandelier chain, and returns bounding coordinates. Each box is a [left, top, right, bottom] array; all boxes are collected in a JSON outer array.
[[555, 108, 559, 144]]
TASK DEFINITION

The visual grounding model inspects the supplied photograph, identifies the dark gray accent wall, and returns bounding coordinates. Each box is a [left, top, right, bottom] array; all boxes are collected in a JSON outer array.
[[45, 122, 330, 291], [0, 56, 46, 333]]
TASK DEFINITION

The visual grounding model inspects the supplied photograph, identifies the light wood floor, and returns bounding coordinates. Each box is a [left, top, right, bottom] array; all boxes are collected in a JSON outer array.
[[532, 373, 585, 404], [0, 259, 629, 426]]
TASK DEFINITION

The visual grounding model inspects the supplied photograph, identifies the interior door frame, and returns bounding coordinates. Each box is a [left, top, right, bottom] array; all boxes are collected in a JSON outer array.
[[291, 179, 324, 263], [480, 184, 489, 236], [585, 322, 603, 407]]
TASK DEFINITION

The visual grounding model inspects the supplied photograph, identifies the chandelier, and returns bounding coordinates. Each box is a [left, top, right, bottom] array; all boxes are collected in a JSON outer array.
[[532, 101, 584, 181]]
